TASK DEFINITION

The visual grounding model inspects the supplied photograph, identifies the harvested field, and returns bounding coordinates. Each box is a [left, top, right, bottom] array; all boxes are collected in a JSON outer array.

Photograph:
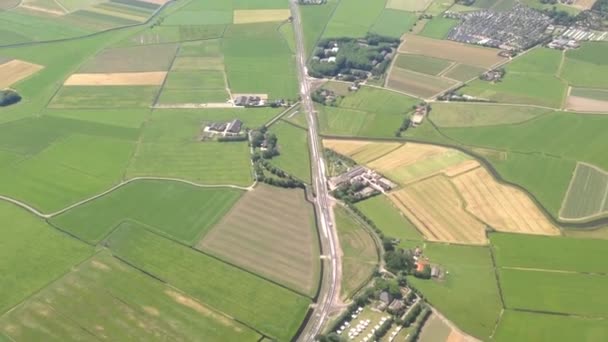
[[387, 0, 433, 11], [198, 185, 319, 296], [453, 167, 559, 236], [389, 176, 487, 245], [387, 67, 458, 98], [399, 34, 506, 68], [63, 71, 167, 86], [233, 9, 290, 24], [0, 59, 44, 88], [566, 96, 608, 113], [323, 139, 373, 157], [560, 163, 608, 220]]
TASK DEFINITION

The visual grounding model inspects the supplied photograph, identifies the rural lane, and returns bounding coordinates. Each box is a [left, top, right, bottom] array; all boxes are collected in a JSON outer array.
[[290, 1, 341, 341]]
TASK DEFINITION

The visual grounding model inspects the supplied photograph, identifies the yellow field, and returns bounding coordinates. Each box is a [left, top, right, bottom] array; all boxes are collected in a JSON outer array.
[[233, 9, 291, 24], [453, 168, 559, 235], [389, 176, 487, 245], [399, 34, 506, 69], [63, 72, 167, 86], [566, 96, 608, 113], [0, 59, 44, 88]]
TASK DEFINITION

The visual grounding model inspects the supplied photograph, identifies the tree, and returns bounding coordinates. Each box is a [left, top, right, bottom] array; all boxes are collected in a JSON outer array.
[[382, 237, 395, 252], [0, 90, 21, 106]]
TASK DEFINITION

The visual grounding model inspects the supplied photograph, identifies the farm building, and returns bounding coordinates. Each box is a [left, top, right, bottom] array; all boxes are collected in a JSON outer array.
[[226, 119, 243, 134]]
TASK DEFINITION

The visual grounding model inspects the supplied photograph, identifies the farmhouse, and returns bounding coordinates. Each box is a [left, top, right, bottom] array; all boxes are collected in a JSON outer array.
[[234, 95, 265, 107], [410, 104, 429, 128], [329, 166, 396, 193], [204, 119, 244, 137]]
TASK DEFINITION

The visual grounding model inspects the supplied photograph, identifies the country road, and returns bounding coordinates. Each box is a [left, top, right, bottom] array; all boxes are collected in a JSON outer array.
[[290, 1, 341, 341]]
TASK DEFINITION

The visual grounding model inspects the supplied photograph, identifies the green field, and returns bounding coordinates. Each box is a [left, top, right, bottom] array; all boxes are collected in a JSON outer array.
[[355, 195, 423, 242], [51, 179, 243, 244], [335, 206, 378, 299], [322, 0, 386, 38], [45, 108, 150, 129], [562, 43, 608, 89], [493, 310, 608, 342], [49, 86, 160, 109], [370, 9, 417, 38], [560, 163, 608, 220], [436, 112, 608, 216], [463, 48, 567, 108], [429, 103, 551, 127], [419, 17, 459, 39], [198, 184, 319, 296], [269, 121, 312, 182], [300, 0, 338, 56], [405, 243, 502, 340], [500, 268, 608, 317], [78, 44, 178, 72], [0, 201, 93, 314], [158, 70, 230, 104], [394, 54, 452, 76], [443, 63, 487, 81], [125, 110, 262, 186], [388, 67, 458, 98], [107, 222, 310, 341], [0, 11, 91, 45], [570, 87, 608, 101], [383, 150, 472, 184], [319, 86, 418, 137], [0, 252, 261, 341], [223, 23, 297, 99], [491, 233, 608, 274], [386, 0, 433, 11]]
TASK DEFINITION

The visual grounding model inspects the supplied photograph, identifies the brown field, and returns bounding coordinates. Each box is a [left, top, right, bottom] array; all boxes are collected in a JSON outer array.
[[197, 185, 319, 296], [574, 0, 596, 9], [389, 176, 487, 245], [367, 143, 447, 173], [63, 72, 167, 86], [452, 167, 559, 236], [565, 96, 608, 113], [399, 34, 506, 69], [233, 9, 291, 24], [0, 59, 44, 88], [387, 68, 458, 98]]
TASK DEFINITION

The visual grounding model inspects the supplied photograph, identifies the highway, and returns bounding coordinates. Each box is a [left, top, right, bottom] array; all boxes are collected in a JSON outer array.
[[289, 1, 340, 341]]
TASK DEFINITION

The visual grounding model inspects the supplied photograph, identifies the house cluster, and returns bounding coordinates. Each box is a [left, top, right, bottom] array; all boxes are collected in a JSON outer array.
[[480, 68, 505, 82], [203, 119, 243, 136], [547, 37, 581, 49], [446, 4, 552, 50], [234, 95, 265, 107], [413, 247, 443, 279], [410, 104, 429, 128], [298, 0, 326, 4], [313, 42, 340, 63], [329, 166, 396, 195]]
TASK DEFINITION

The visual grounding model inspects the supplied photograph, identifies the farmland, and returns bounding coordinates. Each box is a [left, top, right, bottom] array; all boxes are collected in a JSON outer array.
[[335, 206, 379, 299], [49, 85, 160, 108], [370, 9, 417, 38], [429, 103, 551, 127], [419, 17, 459, 39], [386, 0, 433, 11], [269, 121, 312, 182], [77, 44, 178, 73], [318, 86, 418, 138], [493, 310, 608, 342], [107, 222, 311, 341], [387, 67, 458, 98], [393, 54, 453, 76], [560, 163, 608, 220], [0, 252, 261, 341], [51, 179, 243, 244], [63, 71, 167, 86], [443, 63, 487, 82], [561, 42, 608, 90], [399, 34, 506, 69], [197, 185, 319, 296], [322, 0, 386, 38], [355, 195, 423, 242], [462, 48, 567, 108], [0, 59, 44, 88], [0, 201, 93, 314], [406, 242, 502, 340], [566, 87, 608, 112]]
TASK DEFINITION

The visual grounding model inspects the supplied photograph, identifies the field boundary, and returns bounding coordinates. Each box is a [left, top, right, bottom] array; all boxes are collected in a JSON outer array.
[[319, 134, 608, 229], [0, 177, 253, 219]]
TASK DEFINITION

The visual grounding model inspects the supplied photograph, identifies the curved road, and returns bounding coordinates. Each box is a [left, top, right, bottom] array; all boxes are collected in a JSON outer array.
[[290, 1, 341, 340]]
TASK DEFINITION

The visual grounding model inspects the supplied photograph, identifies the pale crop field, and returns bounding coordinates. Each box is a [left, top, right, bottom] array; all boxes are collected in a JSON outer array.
[[389, 176, 488, 245], [0, 59, 44, 88], [323, 139, 373, 156], [453, 167, 559, 236], [386, 0, 433, 11], [198, 185, 319, 296], [63, 71, 167, 86], [233, 9, 290, 24], [387, 67, 458, 98]]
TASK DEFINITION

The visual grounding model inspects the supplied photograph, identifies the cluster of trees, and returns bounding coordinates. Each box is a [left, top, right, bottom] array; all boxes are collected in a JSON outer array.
[[395, 117, 411, 137], [332, 181, 376, 203], [0, 89, 21, 107], [541, 8, 578, 25], [251, 126, 279, 159], [253, 160, 305, 189], [311, 89, 341, 106], [309, 34, 398, 80], [324, 148, 357, 176], [405, 307, 431, 342]]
